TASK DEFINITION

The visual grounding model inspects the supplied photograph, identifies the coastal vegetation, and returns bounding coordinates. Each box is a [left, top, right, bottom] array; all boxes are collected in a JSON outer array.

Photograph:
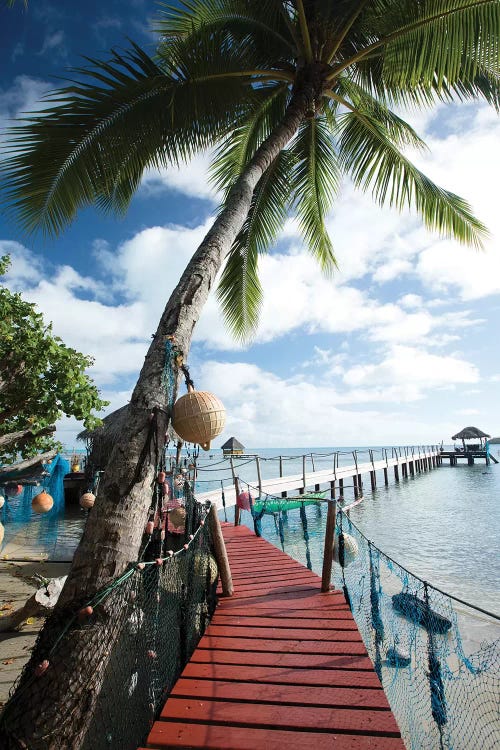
[[0, 255, 106, 463], [0, 1, 499, 746]]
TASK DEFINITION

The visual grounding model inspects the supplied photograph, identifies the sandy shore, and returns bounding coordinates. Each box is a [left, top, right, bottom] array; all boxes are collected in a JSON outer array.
[[0, 560, 71, 706]]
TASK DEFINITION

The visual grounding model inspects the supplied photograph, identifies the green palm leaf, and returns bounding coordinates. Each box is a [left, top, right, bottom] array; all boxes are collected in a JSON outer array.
[[1, 43, 259, 236], [210, 84, 290, 196], [336, 104, 488, 247], [289, 116, 341, 274], [217, 150, 295, 340]]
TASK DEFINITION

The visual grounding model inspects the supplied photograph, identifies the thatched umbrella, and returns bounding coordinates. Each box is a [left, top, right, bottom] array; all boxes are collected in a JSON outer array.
[[451, 426, 490, 451]]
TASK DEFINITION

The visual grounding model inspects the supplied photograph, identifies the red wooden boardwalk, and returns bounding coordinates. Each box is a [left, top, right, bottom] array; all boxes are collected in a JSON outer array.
[[139, 523, 405, 750]]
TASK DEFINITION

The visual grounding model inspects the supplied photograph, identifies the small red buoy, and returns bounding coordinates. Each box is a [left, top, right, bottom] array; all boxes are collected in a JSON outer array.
[[32, 491, 54, 514], [78, 605, 93, 622], [34, 660, 50, 677], [79, 492, 95, 510], [5, 483, 22, 498], [236, 491, 253, 511]]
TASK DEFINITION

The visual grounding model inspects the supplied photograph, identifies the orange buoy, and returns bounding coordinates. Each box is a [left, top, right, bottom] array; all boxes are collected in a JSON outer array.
[[32, 491, 54, 514], [79, 492, 95, 510]]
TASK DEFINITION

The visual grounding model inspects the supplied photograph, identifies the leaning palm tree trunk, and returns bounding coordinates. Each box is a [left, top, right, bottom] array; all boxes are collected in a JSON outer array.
[[0, 87, 311, 750]]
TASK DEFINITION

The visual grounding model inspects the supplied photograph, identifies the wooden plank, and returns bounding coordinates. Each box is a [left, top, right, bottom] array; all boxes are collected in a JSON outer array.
[[179, 662, 383, 688], [207, 614, 358, 628], [190, 649, 374, 670], [170, 678, 390, 709], [195, 635, 366, 655], [140, 724, 405, 750], [205, 623, 363, 641], [159, 698, 402, 735], [213, 605, 357, 630]]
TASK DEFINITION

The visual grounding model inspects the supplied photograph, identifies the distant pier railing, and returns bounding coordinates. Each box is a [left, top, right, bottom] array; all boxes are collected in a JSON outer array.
[[196, 445, 441, 511]]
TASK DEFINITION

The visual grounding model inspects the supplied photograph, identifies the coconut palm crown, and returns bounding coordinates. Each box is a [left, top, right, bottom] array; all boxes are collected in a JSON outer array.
[[2, 0, 499, 341]]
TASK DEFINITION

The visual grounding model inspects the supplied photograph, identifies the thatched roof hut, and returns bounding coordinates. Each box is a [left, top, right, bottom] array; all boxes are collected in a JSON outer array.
[[451, 426, 490, 451], [451, 426, 490, 441], [77, 406, 131, 474], [221, 437, 245, 455]]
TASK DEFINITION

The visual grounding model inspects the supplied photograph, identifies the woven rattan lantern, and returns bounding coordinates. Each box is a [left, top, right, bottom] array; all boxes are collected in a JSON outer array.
[[172, 387, 225, 450]]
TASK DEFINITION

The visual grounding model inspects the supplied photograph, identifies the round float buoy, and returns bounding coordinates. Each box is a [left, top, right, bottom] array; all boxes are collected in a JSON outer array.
[[0, 495, 5, 509], [172, 387, 225, 451], [169, 506, 186, 529], [236, 491, 253, 511], [333, 533, 359, 567], [32, 491, 54, 514], [79, 492, 95, 510], [5, 483, 22, 498]]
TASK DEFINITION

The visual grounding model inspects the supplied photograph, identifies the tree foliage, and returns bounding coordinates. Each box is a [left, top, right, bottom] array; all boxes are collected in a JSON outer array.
[[2, 1, 498, 344], [0, 256, 107, 461]]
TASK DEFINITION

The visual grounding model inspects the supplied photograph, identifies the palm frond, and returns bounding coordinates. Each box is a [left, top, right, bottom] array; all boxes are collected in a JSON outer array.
[[217, 150, 295, 340], [1, 44, 258, 235], [289, 116, 340, 274], [333, 0, 500, 99], [156, 0, 296, 62], [336, 106, 488, 247], [210, 84, 289, 196]]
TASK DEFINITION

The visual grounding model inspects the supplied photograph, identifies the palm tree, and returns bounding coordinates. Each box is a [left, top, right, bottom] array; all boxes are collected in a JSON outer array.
[[1, 1, 498, 747]]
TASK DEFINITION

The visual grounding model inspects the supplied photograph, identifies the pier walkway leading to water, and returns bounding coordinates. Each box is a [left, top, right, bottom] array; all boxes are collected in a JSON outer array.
[[139, 523, 405, 750], [197, 446, 441, 510]]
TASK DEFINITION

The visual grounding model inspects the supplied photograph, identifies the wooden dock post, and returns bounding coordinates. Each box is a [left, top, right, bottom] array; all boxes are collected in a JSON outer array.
[[233, 475, 241, 526], [393, 449, 400, 482], [208, 504, 234, 597], [339, 477, 344, 498], [302, 454, 307, 493], [256, 456, 263, 497], [321, 489, 337, 593], [369, 450, 377, 490]]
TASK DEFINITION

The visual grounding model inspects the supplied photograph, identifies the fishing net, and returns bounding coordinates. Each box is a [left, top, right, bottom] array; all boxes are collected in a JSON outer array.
[[0, 481, 219, 750], [241, 496, 499, 750], [334, 509, 499, 750]]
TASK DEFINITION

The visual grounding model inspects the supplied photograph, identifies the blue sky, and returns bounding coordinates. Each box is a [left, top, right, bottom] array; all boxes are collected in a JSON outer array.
[[1, 1, 500, 449]]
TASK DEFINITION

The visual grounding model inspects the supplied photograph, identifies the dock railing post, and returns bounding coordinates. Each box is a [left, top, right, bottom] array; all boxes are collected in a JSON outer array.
[[209, 503, 234, 597], [233, 475, 241, 526], [256, 456, 263, 497], [230, 457, 240, 525], [302, 454, 307, 494], [321, 489, 337, 592]]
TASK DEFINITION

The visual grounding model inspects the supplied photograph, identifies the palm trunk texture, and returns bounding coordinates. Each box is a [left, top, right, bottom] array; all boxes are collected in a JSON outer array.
[[0, 87, 311, 750]]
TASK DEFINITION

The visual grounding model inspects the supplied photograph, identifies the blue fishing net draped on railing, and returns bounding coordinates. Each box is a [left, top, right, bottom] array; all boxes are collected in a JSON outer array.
[[239, 497, 499, 750], [1, 454, 71, 553], [333, 509, 499, 750]]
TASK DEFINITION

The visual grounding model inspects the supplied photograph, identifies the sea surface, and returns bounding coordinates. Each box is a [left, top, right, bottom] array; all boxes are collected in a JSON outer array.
[[2, 444, 499, 616]]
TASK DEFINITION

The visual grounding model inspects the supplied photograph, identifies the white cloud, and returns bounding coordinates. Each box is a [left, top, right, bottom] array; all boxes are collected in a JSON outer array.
[[342, 345, 479, 391], [141, 152, 218, 201]]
